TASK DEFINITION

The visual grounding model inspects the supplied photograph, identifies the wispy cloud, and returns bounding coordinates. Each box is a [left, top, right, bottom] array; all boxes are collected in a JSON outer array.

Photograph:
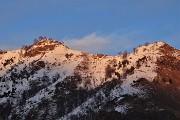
[[64, 32, 143, 55], [64, 33, 110, 54]]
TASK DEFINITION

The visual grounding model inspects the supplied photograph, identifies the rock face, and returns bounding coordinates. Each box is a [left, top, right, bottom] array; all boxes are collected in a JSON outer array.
[[0, 39, 180, 120]]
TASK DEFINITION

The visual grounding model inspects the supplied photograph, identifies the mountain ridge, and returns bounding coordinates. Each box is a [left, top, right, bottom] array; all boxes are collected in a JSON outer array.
[[0, 39, 180, 120]]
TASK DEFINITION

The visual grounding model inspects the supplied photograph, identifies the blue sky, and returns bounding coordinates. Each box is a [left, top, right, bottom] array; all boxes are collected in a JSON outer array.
[[0, 0, 179, 55]]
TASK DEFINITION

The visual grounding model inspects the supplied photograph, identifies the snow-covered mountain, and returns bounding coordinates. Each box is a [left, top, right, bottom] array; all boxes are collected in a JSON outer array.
[[0, 39, 180, 120]]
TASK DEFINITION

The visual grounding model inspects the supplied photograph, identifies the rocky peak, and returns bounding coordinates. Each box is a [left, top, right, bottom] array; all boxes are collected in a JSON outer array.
[[34, 39, 62, 46], [22, 39, 68, 57], [155, 42, 180, 88], [134, 41, 165, 55]]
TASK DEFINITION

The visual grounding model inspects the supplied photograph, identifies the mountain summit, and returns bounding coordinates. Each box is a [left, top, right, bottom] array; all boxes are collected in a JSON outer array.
[[0, 39, 180, 120]]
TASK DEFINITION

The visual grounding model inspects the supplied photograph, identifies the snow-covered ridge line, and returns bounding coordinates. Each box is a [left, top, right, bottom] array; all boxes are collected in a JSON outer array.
[[1, 39, 180, 120]]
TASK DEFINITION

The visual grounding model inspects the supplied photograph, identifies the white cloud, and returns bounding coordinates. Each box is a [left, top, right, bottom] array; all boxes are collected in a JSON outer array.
[[63, 32, 144, 55], [64, 33, 110, 53]]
